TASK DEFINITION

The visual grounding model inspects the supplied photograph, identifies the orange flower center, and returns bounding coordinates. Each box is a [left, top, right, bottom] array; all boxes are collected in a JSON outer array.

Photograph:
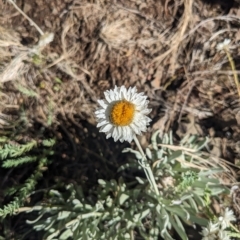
[[110, 100, 135, 126]]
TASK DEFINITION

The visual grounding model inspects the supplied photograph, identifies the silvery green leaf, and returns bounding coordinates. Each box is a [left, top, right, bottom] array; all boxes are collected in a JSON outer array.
[[200, 168, 223, 175], [71, 220, 80, 232], [174, 215, 186, 234], [162, 230, 175, 240], [169, 215, 188, 240], [73, 202, 83, 210], [110, 179, 117, 189], [49, 189, 62, 197], [156, 204, 161, 214], [95, 200, 104, 210], [193, 187, 205, 195], [124, 233, 130, 239], [200, 177, 219, 184], [84, 204, 92, 210], [172, 162, 182, 171], [133, 212, 141, 222], [187, 135, 198, 145], [192, 181, 207, 188], [72, 199, 81, 205], [146, 189, 161, 201], [208, 185, 228, 195], [195, 138, 209, 150], [145, 148, 152, 159], [26, 205, 43, 212], [119, 193, 129, 205], [165, 206, 189, 221], [150, 227, 159, 237], [160, 207, 169, 233], [157, 148, 164, 159], [65, 218, 79, 228], [180, 193, 194, 202], [188, 197, 198, 212], [168, 150, 182, 162], [133, 208, 150, 223], [48, 228, 55, 233], [126, 220, 134, 229], [66, 183, 74, 190], [140, 208, 150, 219], [156, 212, 166, 236], [122, 148, 142, 159], [135, 176, 145, 184], [188, 214, 208, 226], [151, 130, 160, 150], [57, 211, 70, 220], [139, 227, 150, 239], [26, 213, 44, 224], [192, 192, 205, 207], [180, 134, 190, 145], [45, 219, 56, 231], [106, 216, 121, 226], [33, 223, 47, 231], [106, 196, 113, 207], [59, 229, 73, 239], [132, 189, 141, 198], [120, 184, 126, 192], [46, 229, 60, 240], [98, 179, 106, 186], [171, 200, 182, 205], [162, 133, 169, 144], [117, 162, 141, 172], [169, 131, 173, 145]]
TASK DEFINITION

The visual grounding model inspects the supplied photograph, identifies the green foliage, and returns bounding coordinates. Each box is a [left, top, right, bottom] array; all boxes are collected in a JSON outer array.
[[2, 156, 37, 168], [16, 84, 39, 98], [228, 231, 240, 239], [0, 140, 37, 160], [25, 131, 230, 240], [0, 138, 55, 219]]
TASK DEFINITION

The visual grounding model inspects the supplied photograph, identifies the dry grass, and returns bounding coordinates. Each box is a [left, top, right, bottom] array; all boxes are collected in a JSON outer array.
[[0, 0, 239, 171]]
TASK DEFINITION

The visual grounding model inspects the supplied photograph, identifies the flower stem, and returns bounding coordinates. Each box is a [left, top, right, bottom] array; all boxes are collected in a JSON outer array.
[[7, 0, 44, 36], [224, 47, 240, 99], [133, 135, 159, 195]]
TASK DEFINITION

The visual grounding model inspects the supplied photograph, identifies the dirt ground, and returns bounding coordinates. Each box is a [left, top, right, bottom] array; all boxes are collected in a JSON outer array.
[[0, 0, 240, 238]]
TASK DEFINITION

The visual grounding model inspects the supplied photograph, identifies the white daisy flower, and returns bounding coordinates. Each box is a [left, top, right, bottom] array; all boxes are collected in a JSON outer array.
[[200, 222, 218, 240], [217, 230, 230, 240], [216, 39, 231, 51], [219, 207, 236, 229], [95, 86, 151, 142]]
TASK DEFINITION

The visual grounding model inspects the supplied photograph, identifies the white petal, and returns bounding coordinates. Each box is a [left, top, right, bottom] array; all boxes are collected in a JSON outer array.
[[95, 109, 105, 115], [109, 90, 116, 101], [130, 123, 140, 134], [106, 133, 112, 139], [95, 113, 106, 119], [97, 120, 108, 128], [118, 126, 122, 137], [104, 92, 112, 103], [100, 124, 112, 133], [140, 108, 152, 114], [98, 99, 107, 108], [112, 127, 118, 141]]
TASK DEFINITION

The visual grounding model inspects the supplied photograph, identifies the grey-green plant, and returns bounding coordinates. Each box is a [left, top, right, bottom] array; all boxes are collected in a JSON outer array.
[[25, 131, 230, 240], [0, 137, 55, 218]]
